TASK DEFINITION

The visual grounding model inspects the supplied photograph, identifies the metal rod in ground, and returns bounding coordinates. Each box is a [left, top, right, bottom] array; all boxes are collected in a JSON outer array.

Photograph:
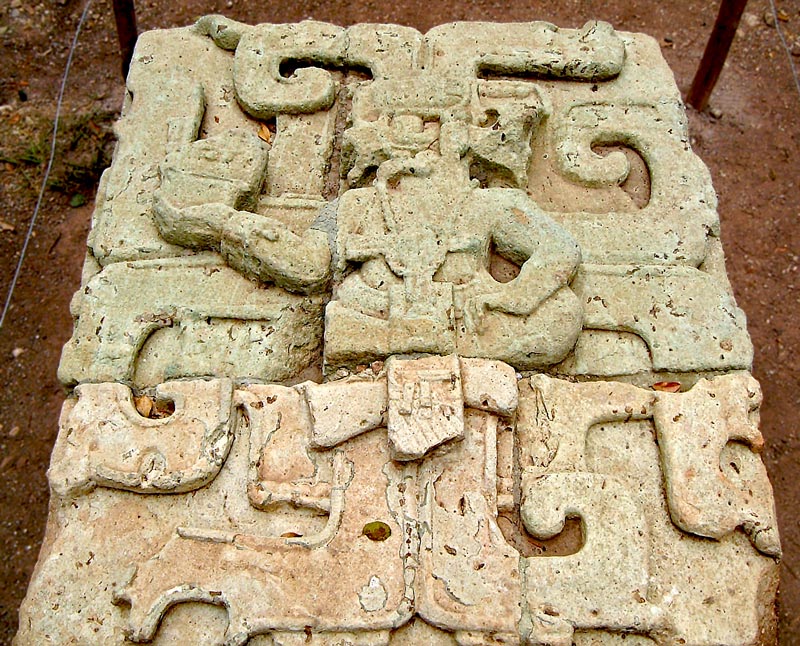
[[686, 0, 749, 111], [112, 0, 138, 79]]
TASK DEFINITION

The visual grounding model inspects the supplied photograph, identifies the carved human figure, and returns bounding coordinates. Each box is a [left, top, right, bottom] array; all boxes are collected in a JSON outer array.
[[326, 116, 583, 371], [154, 128, 332, 294]]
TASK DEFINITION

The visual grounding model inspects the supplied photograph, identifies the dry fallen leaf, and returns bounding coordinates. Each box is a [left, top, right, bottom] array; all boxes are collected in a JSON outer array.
[[0, 219, 14, 232], [152, 398, 175, 418], [257, 122, 271, 143], [652, 381, 681, 393], [134, 394, 154, 418], [134, 394, 175, 418]]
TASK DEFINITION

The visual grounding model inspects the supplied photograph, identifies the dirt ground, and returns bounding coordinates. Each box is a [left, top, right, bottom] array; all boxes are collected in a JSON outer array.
[[0, 0, 798, 643]]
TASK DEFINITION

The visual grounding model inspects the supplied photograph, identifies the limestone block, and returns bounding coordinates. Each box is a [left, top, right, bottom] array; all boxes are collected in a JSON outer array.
[[520, 472, 661, 644], [111, 376, 413, 643], [267, 111, 337, 198], [19, 362, 780, 645], [18, 15, 781, 646], [459, 357, 518, 416], [425, 20, 625, 79], [49, 379, 234, 496], [549, 100, 717, 266], [415, 408, 522, 639], [304, 379, 389, 449], [553, 329, 652, 377]]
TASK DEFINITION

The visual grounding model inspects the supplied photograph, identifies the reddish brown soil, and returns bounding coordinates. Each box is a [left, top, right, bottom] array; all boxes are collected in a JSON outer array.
[[1, 1, 798, 643]]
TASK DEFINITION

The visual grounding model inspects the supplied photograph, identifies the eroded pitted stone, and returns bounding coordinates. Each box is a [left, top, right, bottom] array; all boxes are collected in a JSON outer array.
[[58, 256, 325, 386], [516, 375, 779, 645], [653, 373, 780, 557], [17, 15, 780, 646], [49, 379, 234, 496]]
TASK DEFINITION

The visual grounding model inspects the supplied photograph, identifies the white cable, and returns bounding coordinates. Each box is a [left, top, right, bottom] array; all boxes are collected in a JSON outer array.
[[0, 0, 94, 330], [769, 0, 800, 99]]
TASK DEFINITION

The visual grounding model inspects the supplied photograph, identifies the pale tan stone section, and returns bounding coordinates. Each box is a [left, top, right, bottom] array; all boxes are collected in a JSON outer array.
[[19, 365, 780, 645], [386, 355, 465, 460], [515, 375, 780, 645], [49, 379, 234, 496], [653, 373, 781, 557]]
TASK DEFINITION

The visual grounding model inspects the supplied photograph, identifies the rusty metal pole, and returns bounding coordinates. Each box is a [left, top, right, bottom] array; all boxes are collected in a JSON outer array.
[[112, 0, 138, 79], [686, 0, 749, 111]]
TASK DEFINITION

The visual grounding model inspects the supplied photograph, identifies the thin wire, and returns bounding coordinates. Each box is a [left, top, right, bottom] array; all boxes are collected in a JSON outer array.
[[769, 0, 800, 99], [0, 0, 94, 331]]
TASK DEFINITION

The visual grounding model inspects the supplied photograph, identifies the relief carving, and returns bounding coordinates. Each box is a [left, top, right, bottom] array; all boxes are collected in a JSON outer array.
[[327, 121, 583, 371], [49, 379, 234, 496], [153, 129, 332, 293], [16, 17, 781, 646], [653, 373, 781, 556], [114, 356, 521, 644]]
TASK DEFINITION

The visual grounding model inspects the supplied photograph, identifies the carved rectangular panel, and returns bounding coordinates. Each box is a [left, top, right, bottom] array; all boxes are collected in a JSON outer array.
[[16, 16, 779, 646]]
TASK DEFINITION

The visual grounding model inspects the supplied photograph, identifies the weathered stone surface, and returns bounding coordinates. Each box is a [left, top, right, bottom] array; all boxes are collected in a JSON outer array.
[[154, 129, 332, 293], [58, 256, 324, 387], [49, 378, 234, 496], [572, 264, 753, 372], [386, 354, 465, 460], [653, 373, 781, 556], [17, 15, 780, 646], [516, 375, 779, 645], [326, 144, 583, 371]]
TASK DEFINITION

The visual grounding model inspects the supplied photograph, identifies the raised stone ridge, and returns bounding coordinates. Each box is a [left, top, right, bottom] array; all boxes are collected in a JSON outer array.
[[16, 17, 780, 646]]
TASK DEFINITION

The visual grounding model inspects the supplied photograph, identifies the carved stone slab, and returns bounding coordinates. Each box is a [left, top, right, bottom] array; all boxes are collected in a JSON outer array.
[[17, 16, 779, 646]]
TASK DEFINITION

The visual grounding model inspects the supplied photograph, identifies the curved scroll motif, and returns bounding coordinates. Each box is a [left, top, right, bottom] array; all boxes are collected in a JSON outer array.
[[514, 374, 782, 643], [552, 101, 718, 266], [234, 21, 347, 119], [49, 379, 234, 496], [520, 472, 663, 644], [198, 20, 423, 120]]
